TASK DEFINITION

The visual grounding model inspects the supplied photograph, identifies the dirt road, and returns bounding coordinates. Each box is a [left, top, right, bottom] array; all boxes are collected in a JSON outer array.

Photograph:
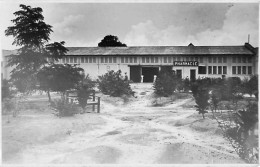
[[2, 83, 245, 164]]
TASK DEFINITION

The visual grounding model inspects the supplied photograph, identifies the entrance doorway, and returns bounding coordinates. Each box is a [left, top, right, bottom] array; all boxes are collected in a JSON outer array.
[[142, 67, 159, 82], [130, 66, 141, 82], [190, 69, 196, 81]]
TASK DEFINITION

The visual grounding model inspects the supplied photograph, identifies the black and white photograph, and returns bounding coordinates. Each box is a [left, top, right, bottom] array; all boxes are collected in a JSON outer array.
[[1, 1, 259, 166]]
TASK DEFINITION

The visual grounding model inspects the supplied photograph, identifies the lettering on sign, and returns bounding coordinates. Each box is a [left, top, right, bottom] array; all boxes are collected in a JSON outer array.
[[173, 61, 199, 66]]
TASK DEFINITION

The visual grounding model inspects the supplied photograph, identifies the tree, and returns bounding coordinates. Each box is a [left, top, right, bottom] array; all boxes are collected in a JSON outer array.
[[37, 64, 84, 101], [98, 35, 127, 47], [97, 70, 134, 97], [5, 4, 67, 93], [153, 69, 178, 97]]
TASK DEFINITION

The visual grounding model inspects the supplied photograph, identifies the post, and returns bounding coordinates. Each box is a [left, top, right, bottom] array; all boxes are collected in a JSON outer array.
[[97, 97, 100, 113], [153, 75, 157, 83], [93, 91, 95, 101], [141, 75, 144, 83]]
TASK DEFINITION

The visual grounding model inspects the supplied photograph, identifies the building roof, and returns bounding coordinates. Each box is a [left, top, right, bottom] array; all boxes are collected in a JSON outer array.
[[2, 44, 256, 57], [65, 45, 255, 56]]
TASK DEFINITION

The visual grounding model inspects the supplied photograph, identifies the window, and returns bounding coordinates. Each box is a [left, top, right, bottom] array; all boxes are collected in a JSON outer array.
[[232, 57, 236, 63], [218, 66, 222, 74], [105, 57, 108, 63], [208, 66, 212, 74], [109, 57, 112, 63], [134, 57, 137, 63], [101, 57, 104, 63], [213, 66, 217, 74], [130, 57, 133, 63], [70, 57, 73, 63], [164, 57, 167, 63], [113, 57, 116, 63], [186, 57, 189, 61], [237, 57, 241, 63], [142, 57, 145, 63], [85, 57, 88, 63], [199, 57, 203, 63], [81, 57, 84, 63], [248, 66, 252, 74], [223, 66, 227, 74], [238, 66, 241, 74], [168, 57, 172, 63], [172, 57, 176, 62], [89, 57, 92, 63], [125, 57, 128, 63], [248, 57, 252, 63], [242, 57, 247, 63], [146, 57, 149, 63], [151, 57, 154, 63], [208, 57, 212, 63], [74, 57, 77, 63], [62, 57, 66, 63], [155, 57, 158, 63], [121, 57, 124, 63], [242, 66, 246, 74], [213, 57, 217, 63], [232, 66, 236, 74], [195, 57, 198, 61], [223, 57, 227, 63], [93, 57, 96, 63], [177, 57, 181, 61], [198, 66, 206, 74], [218, 57, 222, 63], [66, 57, 69, 63]]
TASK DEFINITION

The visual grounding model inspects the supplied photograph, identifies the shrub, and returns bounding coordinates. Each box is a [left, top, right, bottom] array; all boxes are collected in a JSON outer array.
[[97, 70, 134, 97], [51, 99, 80, 117], [153, 69, 179, 96], [2, 79, 15, 100], [190, 78, 210, 119]]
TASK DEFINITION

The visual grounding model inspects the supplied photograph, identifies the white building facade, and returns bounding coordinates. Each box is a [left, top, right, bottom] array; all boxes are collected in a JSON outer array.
[[2, 43, 258, 83]]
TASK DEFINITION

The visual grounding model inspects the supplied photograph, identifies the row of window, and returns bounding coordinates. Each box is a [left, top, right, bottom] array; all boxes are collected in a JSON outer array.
[[208, 66, 227, 75], [208, 57, 227, 63], [163, 56, 204, 63], [232, 56, 252, 63], [232, 66, 252, 75], [59, 56, 253, 64]]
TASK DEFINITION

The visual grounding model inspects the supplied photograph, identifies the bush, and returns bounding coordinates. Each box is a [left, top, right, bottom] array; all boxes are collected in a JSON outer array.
[[51, 99, 80, 117], [153, 69, 179, 96], [97, 70, 134, 97], [190, 80, 209, 119], [2, 79, 15, 100]]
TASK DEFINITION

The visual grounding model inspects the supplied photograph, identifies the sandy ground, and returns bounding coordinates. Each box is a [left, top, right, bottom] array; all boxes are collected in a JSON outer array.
[[2, 83, 251, 165]]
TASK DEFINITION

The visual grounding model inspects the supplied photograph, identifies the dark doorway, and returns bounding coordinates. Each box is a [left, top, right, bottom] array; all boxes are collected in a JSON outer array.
[[190, 69, 196, 81], [142, 67, 159, 82], [130, 66, 141, 82], [176, 70, 182, 78]]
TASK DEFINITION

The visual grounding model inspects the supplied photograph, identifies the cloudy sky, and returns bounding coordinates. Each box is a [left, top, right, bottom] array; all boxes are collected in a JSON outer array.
[[0, 2, 259, 50]]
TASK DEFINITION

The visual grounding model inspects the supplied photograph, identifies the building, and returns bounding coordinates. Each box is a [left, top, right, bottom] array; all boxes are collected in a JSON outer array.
[[2, 43, 258, 82]]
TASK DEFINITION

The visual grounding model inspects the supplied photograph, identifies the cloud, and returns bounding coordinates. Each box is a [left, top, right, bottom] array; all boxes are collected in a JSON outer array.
[[52, 15, 84, 36], [124, 4, 258, 47]]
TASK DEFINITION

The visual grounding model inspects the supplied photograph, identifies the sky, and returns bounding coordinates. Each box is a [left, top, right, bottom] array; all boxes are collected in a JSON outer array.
[[0, 2, 259, 50]]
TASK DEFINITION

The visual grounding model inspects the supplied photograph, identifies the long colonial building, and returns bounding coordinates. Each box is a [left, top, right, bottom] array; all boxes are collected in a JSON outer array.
[[2, 43, 258, 83]]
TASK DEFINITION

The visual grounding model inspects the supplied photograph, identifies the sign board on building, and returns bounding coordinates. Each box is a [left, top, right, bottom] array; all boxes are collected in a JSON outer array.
[[173, 61, 199, 66]]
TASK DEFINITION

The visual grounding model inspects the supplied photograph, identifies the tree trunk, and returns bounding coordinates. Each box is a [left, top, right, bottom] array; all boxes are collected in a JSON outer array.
[[47, 90, 52, 102], [202, 113, 205, 119]]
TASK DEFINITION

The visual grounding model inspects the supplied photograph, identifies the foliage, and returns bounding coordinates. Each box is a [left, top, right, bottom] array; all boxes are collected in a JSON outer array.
[[98, 35, 127, 47], [210, 89, 222, 112], [153, 69, 179, 97], [190, 79, 209, 119], [50, 99, 80, 117], [77, 74, 96, 111], [37, 64, 84, 97], [242, 75, 258, 99], [5, 4, 68, 93], [2, 79, 15, 100], [97, 70, 134, 97]]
